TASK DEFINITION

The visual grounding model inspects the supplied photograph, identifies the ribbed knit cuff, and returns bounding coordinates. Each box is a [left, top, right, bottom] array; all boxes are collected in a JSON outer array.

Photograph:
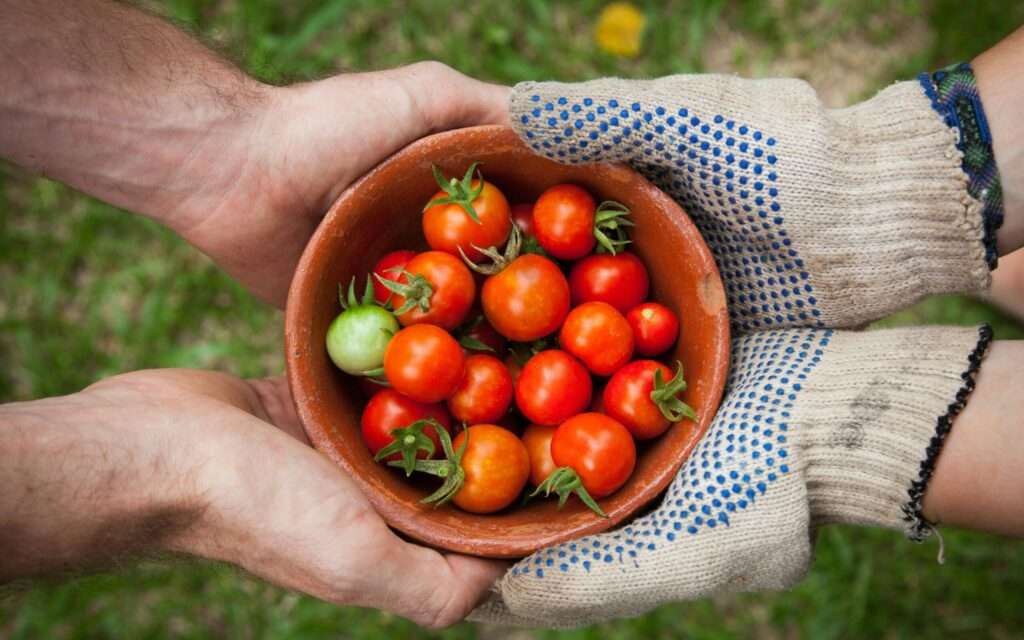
[[798, 325, 992, 538]]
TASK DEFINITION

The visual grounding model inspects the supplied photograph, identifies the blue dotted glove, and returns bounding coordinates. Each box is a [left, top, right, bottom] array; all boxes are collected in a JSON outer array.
[[511, 75, 992, 332], [473, 326, 990, 627], [469, 73, 997, 627]]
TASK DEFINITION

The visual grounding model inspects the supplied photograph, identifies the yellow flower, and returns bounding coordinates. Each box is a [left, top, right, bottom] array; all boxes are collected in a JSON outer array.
[[594, 2, 646, 58]]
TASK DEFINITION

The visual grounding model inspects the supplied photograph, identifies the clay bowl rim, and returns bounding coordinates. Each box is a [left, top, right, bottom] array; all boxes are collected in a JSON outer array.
[[285, 124, 730, 558]]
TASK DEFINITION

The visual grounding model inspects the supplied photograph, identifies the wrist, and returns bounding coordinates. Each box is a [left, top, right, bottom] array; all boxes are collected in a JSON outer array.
[[0, 385, 206, 579], [149, 79, 278, 238], [974, 39, 1024, 255]]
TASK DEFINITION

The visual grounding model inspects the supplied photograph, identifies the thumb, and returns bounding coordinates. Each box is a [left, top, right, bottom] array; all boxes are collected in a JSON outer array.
[[510, 79, 654, 166], [386, 61, 510, 135], [370, 536, 509, 629]]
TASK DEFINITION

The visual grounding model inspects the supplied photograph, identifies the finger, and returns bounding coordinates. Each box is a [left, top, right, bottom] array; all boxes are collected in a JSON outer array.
[[510, 79, 648, 166], [364, 534, 508, 629], [388, 61, 511, 135], [245, 376, 309, 445], [444, 553, 510, 610], [291, 62, 511, 214]]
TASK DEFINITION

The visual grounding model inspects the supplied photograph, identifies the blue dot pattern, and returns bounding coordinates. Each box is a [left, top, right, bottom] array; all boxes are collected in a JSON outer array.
[[509, 328, 833, 579], [519, 94, 823, 332]]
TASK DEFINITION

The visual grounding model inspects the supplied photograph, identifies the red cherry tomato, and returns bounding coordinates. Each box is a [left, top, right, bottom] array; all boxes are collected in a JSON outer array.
[[569, 252, 650, 314], [559, 301, 635, 376], [384, 324, 465, 403], [551, 412, 636, 498], [361, 389, 452, 460], [604, 360, 696, 439], [627, 302, 679, 356], [423, 180, 511, 262], [482, 254, 570, 342], [603, 360, 674, 439], [371, 250, 416, 305], [447, 355, 514, 425], [515, 350, 592, 426], [521, 423, 557, 487], [510, 202, 535, 237], [385, 251, 475, 330], [532, 184, 597, 260], [451, 424, 530, 513]]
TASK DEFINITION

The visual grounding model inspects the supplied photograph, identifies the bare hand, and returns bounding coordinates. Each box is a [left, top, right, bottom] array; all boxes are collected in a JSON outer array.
[[0, 370, 506, 628], [180, 63, 509, 306]]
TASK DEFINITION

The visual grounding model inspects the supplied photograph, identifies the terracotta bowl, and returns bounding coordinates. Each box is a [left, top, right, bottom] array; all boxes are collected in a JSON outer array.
[[285, 125, 730, 558]]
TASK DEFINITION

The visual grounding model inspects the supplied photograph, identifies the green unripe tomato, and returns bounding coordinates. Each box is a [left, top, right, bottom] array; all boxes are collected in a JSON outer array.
[[326, 304, 399, 375]]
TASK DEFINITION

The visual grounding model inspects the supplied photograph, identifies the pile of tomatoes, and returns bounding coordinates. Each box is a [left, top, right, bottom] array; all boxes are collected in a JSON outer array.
[[326, 163, 696, 516]]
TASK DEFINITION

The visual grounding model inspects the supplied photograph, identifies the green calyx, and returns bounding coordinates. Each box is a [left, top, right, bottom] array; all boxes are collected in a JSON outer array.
[[338, 275, 378, 310], [459, 223, 522, 275], [375, 418, 441, 476], [374, 269, 433, 316], [507, 335, 554, 365], [426, 162, 485, 224], [520, 233, 547, 257], [651, 361, 699, 422], [530, 466, 607, 518], [458, 335, 494, 352], [456, 315, 494, 353], [389, 424, 468, 507], [593, 201, 634, 255]]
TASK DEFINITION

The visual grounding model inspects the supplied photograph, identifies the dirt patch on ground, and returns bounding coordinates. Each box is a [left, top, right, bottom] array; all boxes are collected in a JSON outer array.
[[704, 9, 932, 107]]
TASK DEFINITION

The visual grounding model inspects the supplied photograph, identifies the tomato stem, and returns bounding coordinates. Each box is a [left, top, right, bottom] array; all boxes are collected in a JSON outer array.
[[425, 163, 485, 224], [374, 269, 434, 316], [460, 224, 522, 275], [531, 466, 607, 518], [374, 418, 441, 476], [593, 201, 634, 255], [339, 276, 389, 310], [389, 425, 468, 507], [651, 361, 699, 422]]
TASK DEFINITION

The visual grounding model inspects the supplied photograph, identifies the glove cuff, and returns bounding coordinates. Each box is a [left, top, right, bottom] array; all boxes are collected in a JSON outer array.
[[799, 325, 993, 538]]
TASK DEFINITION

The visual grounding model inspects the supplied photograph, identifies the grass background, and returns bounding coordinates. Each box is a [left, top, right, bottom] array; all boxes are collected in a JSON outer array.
[[2, 0, 1023, 637]]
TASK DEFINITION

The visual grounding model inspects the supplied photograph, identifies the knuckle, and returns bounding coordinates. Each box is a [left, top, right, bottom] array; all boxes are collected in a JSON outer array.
[[406, 59, 456, 79]]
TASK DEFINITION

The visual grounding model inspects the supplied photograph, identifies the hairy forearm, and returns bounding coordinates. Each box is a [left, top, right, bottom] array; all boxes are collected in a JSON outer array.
[[975, 26, 1024, 254], [0, 0, 269, 232], [923, 340, 1024, 536], [0, 388, 202, 581]]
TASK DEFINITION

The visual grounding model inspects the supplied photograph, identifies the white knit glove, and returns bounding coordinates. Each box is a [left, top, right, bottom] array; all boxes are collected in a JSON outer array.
[[470, 74, 998, 627], [509, 74, 993, 330], [472, 325, 990, 627]]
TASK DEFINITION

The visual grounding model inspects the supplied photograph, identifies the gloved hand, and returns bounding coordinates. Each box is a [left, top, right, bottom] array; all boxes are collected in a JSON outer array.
[[510, 71, 998, 331], [471, 68, 1001, 627], [473, 324, 990, 626]]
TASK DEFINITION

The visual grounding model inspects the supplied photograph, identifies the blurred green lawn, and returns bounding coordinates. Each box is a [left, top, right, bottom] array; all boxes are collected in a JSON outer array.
[[2, 1, 1023, 638]]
